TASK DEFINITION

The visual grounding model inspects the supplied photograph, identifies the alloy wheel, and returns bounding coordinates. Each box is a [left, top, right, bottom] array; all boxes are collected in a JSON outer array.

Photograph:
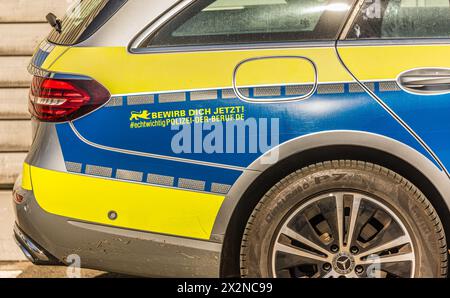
[[271, 192, 416, 278]]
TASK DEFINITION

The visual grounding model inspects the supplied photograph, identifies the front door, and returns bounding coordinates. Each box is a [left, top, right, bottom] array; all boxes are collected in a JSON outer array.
[[337, 0, 450, 171]]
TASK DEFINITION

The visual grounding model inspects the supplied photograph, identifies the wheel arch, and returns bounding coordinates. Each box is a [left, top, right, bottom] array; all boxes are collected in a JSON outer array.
[[215, 131, 450, 277]]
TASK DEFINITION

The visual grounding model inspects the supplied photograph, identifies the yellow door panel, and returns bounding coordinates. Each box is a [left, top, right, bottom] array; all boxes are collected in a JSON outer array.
[[339, 45, 450, 81]]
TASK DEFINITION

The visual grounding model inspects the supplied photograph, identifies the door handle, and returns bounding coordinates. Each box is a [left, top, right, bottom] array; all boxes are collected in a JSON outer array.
[[398, 68, 450, 95]]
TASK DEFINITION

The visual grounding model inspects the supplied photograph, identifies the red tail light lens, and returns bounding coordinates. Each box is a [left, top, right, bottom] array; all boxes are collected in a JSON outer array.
[[29, 76, 110, 122]]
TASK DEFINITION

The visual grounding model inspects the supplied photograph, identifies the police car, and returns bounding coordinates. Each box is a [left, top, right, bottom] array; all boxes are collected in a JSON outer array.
[[13, 0, 450, 278]]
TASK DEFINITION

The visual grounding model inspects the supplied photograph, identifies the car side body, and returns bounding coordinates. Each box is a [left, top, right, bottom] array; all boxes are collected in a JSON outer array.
[[13, 0, 450, 277]]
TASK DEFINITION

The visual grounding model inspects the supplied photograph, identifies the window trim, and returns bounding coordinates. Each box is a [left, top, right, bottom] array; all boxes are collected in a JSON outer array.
[[339, 0, 365, 39], [129, 0, 356, 54]]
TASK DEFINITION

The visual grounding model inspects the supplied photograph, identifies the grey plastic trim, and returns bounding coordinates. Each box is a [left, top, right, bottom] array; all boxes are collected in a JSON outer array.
[[13, 187, 221, 277], [211, 131, 450, 239], [127, 95, 155, 105], [379, 81, 401, 92], [68, 221, 222, 253], [178, 178, 206, 191], [147, 173, 175, 186], [105, 96, 124, 107], [65, 162, 82, 173], [158, 92, 186, 103], [14, 225, 49, 262], [211, 183, 232, 194], [191, 90, 218, 101], [317, 83, 345, 94], [115, 169, 144, 182], [85, 164, 113, 178]]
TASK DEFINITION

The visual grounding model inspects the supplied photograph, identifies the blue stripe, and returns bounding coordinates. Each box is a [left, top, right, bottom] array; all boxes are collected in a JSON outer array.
[[56, 81, 443, 193]]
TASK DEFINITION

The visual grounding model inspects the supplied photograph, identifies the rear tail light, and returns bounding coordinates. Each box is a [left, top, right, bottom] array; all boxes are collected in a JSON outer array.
[[29, 76, 110, 122]]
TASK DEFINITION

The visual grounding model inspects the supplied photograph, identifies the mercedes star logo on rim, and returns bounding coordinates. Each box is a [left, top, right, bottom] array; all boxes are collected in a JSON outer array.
[[333, 252, 356, 275]]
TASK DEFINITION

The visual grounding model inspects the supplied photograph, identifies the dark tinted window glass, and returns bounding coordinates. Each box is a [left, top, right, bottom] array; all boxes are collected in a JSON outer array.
[[145, 0, 353, 47], [347, 0, 450, 39], [47, 0, 127, 45]]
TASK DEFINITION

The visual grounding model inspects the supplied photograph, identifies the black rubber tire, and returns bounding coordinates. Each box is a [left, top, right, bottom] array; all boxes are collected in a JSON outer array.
[[240, 160, 448, 278]]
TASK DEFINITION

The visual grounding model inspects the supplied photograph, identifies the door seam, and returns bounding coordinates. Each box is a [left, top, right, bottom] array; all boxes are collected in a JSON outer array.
[[333, 42, 450, 178]]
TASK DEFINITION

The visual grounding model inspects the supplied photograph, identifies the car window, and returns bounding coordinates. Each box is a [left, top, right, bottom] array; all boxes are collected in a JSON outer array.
[[47, 0, 127, 45], [346, 0, 450, 39], [144, 0, 353, 47]]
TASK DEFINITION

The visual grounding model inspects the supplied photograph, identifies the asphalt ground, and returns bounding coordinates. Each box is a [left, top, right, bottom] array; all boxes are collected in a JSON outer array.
[[0, 261, 115, 278], [0, 191, 25, 261]]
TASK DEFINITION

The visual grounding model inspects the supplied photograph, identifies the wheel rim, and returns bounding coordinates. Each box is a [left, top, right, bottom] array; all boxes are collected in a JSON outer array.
[[271, 192, 416, 278]]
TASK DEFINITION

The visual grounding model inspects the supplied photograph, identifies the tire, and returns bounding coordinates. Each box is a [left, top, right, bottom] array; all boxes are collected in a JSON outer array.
[[240, 160, 448, 278]]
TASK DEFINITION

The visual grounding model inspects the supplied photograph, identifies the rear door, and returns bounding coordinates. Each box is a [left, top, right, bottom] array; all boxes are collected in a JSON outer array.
[[68, 0, 354, 169], [337, 0, 450, 171]]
